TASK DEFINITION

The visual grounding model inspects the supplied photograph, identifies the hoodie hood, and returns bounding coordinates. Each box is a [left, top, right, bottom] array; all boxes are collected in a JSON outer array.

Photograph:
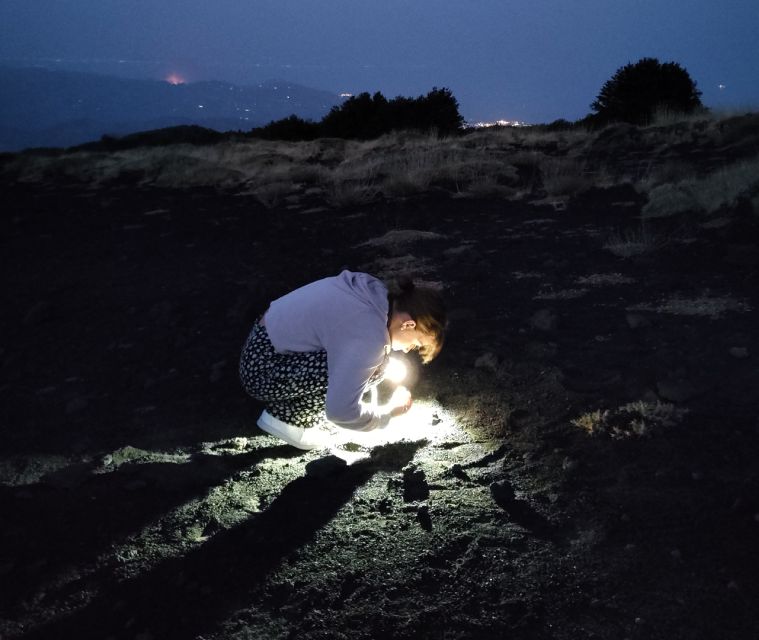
[[334, 270, 389, 318]]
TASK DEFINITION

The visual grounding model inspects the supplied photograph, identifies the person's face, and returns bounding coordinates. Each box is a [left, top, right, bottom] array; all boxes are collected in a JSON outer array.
[[389, 313, 429, 354]]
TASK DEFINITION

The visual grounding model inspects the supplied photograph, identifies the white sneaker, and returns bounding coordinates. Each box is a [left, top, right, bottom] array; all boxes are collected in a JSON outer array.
[[257, 410, 326, 450]]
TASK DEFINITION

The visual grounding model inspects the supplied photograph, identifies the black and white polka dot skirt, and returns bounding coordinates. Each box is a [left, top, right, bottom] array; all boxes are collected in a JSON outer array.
[[239, 322, 388, 428]]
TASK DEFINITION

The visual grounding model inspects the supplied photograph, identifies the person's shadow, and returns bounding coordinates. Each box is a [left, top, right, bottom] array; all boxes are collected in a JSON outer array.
[[23, 441, 424, 640], [0, 443, 300, 612]]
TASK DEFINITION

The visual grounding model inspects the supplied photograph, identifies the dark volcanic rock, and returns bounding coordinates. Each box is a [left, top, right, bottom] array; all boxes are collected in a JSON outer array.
[[530, 308, 558, 332], [402, 464, 430, 502], [656, 378, 698, 403], [416, 504, 432, 531], [305, 455, 347, 478], [489, 479, 517, 508]]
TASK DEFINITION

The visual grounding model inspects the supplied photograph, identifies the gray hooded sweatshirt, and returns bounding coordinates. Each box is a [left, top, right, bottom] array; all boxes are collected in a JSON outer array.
[[263, 271, 391, 431]]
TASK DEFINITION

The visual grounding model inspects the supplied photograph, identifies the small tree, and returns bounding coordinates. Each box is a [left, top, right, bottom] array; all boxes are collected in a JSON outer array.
[[591, 57, 703, 125], [252, 87, 464, 140], [320, 87, 463, 139], [250, 115, 320, 141]]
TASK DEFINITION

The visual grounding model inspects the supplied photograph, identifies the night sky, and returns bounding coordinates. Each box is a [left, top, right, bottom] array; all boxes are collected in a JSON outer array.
[[1, 0, 757, 123]]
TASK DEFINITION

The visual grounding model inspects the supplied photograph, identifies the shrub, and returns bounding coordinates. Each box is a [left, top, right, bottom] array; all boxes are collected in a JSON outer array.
[[591, 57, 703, 125], [641, 157, 759, 218], [74, 125, 226, 151], [572, 400, 687, 438], [326, 179, 380, 208], [321, 91, 390, 139], [542, 118, 575, 132], [250, 115, 321, 141], [640, 183, 697, 218], [539, 157, 594, 196], [264, 87, 466, 141], [629, 293, 751, 318], [249, 88, 464, 141], [603, 225, 664, 257], [253, 181, 294, 208]]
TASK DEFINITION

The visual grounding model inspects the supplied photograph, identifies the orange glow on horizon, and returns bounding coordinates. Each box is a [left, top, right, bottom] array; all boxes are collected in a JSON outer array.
[[165, 73, 185, 85]]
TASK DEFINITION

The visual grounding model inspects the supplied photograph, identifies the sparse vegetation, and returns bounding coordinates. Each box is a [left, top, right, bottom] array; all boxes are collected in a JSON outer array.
[[572, 400, 688, 438], [539, 157, 595, 197], [357, 229, 445, 248], [629, 293, 751, 318], [603, 225, 664, 257], [641, 156, 759, 218], [253, 180, 293, 209], [576, 273, 635, 286], [3, 110, 758, 221], [325, 178, 380, 208], [250, 115, 321, 142], [79, 125, 226, 151]]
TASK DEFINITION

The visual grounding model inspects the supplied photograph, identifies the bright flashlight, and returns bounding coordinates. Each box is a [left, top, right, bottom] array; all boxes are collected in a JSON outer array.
[[385, 357, 407, 384], [329, 399, 461, 461]]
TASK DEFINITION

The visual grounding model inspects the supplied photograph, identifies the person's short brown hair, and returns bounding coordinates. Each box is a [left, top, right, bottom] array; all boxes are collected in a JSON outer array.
[[387, 276, 446, 363]]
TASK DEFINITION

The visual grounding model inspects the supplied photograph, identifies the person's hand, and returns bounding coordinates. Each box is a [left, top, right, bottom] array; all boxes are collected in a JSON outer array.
[[387, 385, 412, 417]]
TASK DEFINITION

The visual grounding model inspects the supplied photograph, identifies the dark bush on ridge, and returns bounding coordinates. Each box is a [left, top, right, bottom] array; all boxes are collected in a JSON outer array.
[[322, 87, 463, 138], [542, 119, 575, 132], [320, 92, 390, 139], [74, 125, 226, 151], [250, 87, 464, 140], [249, 115, 322, 141], [590, 57, 703, 126]]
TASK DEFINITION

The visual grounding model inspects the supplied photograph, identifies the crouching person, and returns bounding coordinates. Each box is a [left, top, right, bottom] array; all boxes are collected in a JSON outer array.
[[239, 270, 445, 449]]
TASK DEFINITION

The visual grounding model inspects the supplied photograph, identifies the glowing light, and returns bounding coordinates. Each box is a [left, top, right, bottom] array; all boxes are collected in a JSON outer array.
[[328, 399, 461, 460], [385, 357, 408, 384], [165, 73, 185, 85], [468, 119, 530, 128]]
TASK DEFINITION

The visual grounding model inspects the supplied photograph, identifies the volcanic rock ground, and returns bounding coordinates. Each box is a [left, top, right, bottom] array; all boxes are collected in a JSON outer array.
[[1, 170, 758, 639]]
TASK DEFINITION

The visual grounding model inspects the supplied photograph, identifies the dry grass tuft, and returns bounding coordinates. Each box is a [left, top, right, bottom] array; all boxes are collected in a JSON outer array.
[[533, 287, 588, 300], [359, 254, 436, 280], [456, 175, 517, 199], [357, 229, 445, 248], [539, 158, 594, 196], [648, 107, 713, 129], [253, 181, 294, 208], [572, 400, 688, 438], [641, 156, 759, 218], [577, 273, 636, 286], [628, 293, 751, 318], [325, 179, 379, 208], [603, 226, 664, 257], [640, 183, 697, 218]]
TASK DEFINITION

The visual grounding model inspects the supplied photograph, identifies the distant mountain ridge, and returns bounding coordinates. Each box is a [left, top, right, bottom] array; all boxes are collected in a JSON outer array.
[[0, 66, 342, 151]]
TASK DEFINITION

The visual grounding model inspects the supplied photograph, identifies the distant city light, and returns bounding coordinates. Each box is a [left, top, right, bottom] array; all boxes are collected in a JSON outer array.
[[165, 73, 185, 85], [340, 93, 354, 98], [467, 119, 530, 129]]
